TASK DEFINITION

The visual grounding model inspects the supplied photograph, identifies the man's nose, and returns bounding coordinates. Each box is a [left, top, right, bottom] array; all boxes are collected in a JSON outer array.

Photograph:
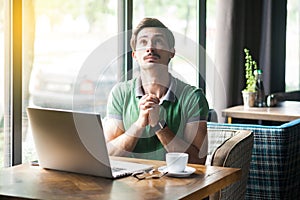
[[146, 42, 155, 52], [146, 47, 155, 53], [146, 41, 155, 52]]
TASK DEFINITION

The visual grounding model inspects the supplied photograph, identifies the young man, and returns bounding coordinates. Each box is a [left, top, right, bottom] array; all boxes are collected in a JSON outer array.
[[104, 18, 209, 164]]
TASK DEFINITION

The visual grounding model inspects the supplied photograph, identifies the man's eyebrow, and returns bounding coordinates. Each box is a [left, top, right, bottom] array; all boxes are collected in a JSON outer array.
[[137, 35, 148, 40], [137, 33, 165, 40]]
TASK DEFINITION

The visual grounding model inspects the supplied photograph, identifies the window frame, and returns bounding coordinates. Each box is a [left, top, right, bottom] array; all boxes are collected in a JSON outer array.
[[4, 0, 23, 166]]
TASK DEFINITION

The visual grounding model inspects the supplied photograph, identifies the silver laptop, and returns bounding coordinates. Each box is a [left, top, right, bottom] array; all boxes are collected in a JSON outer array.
[[27, 107, 153, 178]]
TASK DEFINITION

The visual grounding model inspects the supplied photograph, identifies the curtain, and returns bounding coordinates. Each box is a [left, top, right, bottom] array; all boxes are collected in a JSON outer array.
[[211, 0, 287, 122]]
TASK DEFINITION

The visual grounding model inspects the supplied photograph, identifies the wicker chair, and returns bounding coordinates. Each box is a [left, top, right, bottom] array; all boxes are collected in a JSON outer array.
[[207, 129, 254, 200], [208, 118, 300, 200]]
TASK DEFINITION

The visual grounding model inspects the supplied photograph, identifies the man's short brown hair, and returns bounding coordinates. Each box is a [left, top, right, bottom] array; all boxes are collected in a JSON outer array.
[[130, 18, 175, 51]]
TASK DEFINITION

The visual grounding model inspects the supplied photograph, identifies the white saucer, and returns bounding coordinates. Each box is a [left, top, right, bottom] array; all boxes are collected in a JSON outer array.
[[158, 166, 196, 177]]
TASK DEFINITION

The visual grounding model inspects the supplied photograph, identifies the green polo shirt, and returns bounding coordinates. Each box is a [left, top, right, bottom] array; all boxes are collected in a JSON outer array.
[[106, 74, 209, 160]]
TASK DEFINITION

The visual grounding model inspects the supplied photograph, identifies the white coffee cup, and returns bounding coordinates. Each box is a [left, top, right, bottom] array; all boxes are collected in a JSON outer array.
[[166, 152, 188, 172]]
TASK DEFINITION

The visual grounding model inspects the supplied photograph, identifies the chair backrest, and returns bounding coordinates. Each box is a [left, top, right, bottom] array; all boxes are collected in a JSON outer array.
[[207, 119, 300, 199], [207, 129, 254, 200], [208, 109, 218, 122]]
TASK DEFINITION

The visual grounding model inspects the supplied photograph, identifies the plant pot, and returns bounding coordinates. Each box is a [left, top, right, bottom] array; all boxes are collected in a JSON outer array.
[[242, 91, 256, 108]]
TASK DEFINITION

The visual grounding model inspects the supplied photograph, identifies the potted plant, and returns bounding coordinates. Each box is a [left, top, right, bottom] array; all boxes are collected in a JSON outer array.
[[242, 48, 257, 108]]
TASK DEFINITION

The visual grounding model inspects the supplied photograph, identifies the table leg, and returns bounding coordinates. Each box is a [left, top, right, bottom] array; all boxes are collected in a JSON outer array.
[[227, 117, 232, 124]]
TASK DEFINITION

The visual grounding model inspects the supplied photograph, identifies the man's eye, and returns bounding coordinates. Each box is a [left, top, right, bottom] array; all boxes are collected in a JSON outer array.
[[139, 40, 147, 46], [155, 39, 163, 44]]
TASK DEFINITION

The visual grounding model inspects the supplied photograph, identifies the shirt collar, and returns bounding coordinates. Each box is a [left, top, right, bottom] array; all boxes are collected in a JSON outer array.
[[135, 74, 176, 103]]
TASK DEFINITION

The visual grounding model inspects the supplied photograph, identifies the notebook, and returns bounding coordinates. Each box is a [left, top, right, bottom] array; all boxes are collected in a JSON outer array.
[[26, 107, 153, 178]]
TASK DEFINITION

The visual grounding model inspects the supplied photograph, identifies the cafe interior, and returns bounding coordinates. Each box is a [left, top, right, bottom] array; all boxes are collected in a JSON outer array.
[[0, 0, 299, 199]]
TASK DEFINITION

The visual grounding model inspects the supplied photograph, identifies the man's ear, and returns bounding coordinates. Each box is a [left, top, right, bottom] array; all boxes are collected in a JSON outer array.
[[170, 48, 175, 58], [132, 51, 136, 59]]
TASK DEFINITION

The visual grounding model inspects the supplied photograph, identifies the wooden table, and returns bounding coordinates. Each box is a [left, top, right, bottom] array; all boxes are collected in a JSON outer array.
[[222, 101, 300, 123], [0, 157, 241, 200]]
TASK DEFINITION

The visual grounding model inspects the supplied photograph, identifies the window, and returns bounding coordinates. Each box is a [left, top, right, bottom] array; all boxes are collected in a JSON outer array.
[[0, 0, 118, 165], [3, 0, 210, 166], [286, 0, 300, 91], [21, 0, 119, 163], [133, 0, 200, 87]]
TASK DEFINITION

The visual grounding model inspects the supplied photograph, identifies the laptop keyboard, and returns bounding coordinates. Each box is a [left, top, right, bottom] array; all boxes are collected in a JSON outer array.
[[112, 168, 133, 178], [112, 167, 126, 172]]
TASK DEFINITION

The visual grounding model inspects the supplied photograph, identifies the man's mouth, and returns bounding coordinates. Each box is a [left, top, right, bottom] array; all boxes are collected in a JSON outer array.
[[144, 53, 160, 62]]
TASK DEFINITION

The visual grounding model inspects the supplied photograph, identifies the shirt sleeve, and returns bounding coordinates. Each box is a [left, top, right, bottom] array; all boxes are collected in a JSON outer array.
[[185, 88, 209, 123], [106, 83, 123, 120]]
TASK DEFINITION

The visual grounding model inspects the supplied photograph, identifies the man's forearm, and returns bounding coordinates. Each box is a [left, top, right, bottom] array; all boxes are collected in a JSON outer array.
[[155, 127, 206, 164], [106, 123, 145, 156]]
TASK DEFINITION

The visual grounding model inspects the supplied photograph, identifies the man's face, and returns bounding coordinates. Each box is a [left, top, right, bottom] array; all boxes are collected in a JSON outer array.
[[132, 27, 175, 69]]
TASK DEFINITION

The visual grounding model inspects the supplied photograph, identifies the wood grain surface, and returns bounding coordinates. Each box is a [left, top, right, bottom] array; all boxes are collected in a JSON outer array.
[[0, 157, 241, 200]]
